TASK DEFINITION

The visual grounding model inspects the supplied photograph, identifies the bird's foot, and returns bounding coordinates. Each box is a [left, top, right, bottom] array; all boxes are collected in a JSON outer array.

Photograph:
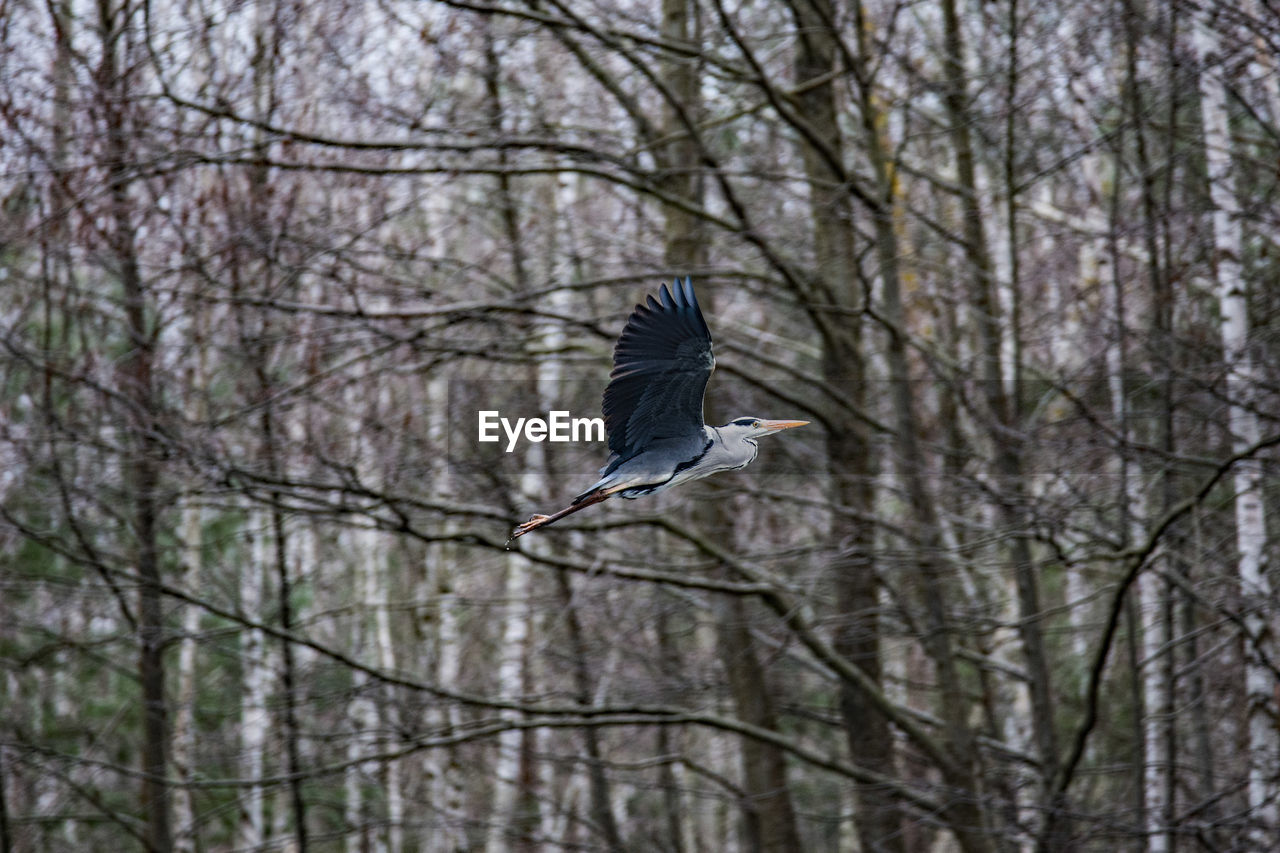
[[506, 514, 551, 547]]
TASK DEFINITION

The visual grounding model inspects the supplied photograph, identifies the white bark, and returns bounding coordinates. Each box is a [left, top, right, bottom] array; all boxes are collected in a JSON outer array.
[[427, 559, 468, 850], [1092, 209, 1171, 850], [341, 363, 405, 852], [373, 387, 405, 851], [486, 287, 571, 851], [346, 660, 372, 853], [241, 515, 271, 849], [423, 373, 469, 850], [486, 437, 543, 848], [1195, 12, 1279, 839], [171, 298, 215, 853], [344, 522, 384, 853], [1099, 241, 1165, 851], [353, 521, 401, 853], [1138, 578, 1169, 853], [485, 546, 534, 853], [171, 500, 203, 853]]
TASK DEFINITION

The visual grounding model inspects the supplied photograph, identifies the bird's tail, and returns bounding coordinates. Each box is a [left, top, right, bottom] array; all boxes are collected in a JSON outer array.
[[572, 485, 603, 504], [573, 470, 622, 504]]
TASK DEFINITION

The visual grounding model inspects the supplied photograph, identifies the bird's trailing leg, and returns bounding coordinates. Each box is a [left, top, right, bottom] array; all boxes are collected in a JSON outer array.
[[507, 486, 620, 546]]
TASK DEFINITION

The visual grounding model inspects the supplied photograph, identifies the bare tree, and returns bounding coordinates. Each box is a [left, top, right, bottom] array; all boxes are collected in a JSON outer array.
[[1194, 5, 1279, 840], [94, 1, 173, 847]]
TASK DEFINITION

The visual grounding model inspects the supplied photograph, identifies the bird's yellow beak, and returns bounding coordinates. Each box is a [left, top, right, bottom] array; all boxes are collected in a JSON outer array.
[[761, 419, 809, 433]]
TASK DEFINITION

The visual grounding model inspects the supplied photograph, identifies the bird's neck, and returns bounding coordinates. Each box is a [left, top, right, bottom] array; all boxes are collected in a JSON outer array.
[[710, 425, 759, 462]]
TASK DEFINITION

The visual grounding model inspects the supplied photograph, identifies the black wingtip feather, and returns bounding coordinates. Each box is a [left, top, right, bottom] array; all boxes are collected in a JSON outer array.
[[659, 282, 675, 310]]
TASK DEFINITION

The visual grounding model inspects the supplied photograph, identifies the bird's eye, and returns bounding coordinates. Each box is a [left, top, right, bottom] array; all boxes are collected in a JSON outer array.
[[753, 420, 761, 428]]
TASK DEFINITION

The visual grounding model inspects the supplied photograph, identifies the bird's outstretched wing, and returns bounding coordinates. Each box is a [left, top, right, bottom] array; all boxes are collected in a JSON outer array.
[[602, 278, 715, 460]]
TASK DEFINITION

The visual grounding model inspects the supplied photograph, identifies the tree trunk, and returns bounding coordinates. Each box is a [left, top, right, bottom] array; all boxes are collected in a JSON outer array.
[[483, 25, 545, 851], [556, 571, 624, 851], [938, 1, 1063, 846], [652, 2, 706, 847], [788, 1, 900, 848], [659, 0, 704, 273], [96, 1, 172, 848], [1119, 4, 1177, 848], [655, 606, 692, 853], [1194, 9, 1278, 841], [848, 3, 990, 849], [356, 378, 406, 851], [660, 1, 804, 846], [488, 557, 537, 853], [713, 590, 805, 853], [272, 508, 309, 852], [1103, 129, 1155, 849], [241, 516, 270, 849], [423, 371, 469, 849], [171, 499, 203, 853]]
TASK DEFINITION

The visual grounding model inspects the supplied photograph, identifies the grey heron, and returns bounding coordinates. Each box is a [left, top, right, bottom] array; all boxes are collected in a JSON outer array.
[[508, 278, 808, 542]]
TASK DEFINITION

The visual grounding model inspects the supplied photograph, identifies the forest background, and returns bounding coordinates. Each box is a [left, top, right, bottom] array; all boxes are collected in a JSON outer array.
[[1, 0, 1278, 851]]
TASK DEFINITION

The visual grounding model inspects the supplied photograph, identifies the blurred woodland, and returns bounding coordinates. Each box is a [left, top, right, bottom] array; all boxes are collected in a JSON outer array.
[[2, 0, 1279, 850]]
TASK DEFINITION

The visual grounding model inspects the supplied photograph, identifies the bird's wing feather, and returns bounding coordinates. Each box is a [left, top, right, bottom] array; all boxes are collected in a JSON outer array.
[[602, 278, 714, 458]]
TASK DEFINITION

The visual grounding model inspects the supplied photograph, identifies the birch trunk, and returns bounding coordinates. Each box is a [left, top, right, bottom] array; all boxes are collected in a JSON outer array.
[[346, 662, 375, 853], [241, 516, 271, 849], [483, 24, 544, 850], [171, 500, 203, 853], [1140, 546, 1172, 852], [424, 372, 468, 849], [1100, 154, 1155, 842], [372, 385, 406, 851], [487, 550, 537, 853], [1118, 4, 1177, 846], [343, 524, 378, 852], [171, 283, 214, 852], [372, 540, 405, 852], [242, 3, 308, 842], [1194, 12, 1278, 839], [545, 169, 624, 850]]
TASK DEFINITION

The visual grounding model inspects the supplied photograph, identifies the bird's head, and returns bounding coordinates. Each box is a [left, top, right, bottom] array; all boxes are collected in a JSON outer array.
[[723, 417, 810, 441]]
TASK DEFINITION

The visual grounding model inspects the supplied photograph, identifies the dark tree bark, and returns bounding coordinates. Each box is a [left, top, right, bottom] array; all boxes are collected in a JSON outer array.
[[787, 0, 901, 849], [658, 1, 804, 848], [846, 2, 992, 849], [96, 1, 172, 848], [557, 570, 625, 851], [715, 596, 805, 853], [655, 8, 702, 843], [659, 0, 705, 270]]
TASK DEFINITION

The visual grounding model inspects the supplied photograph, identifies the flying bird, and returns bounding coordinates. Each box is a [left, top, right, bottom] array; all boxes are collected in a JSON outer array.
[[509, 278, 808, 542]]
